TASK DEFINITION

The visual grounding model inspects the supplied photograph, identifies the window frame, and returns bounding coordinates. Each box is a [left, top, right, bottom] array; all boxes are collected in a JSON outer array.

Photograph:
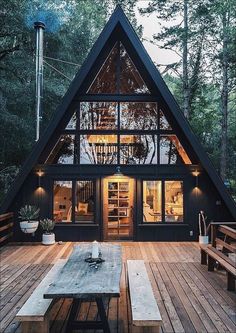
[[52, 178, 97, 225], [142, 179, 185, 224]]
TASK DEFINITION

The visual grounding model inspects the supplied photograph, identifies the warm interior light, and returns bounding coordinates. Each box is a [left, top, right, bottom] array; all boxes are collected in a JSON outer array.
[[193, 170, 200, 177], [37, 169, 44, 177]]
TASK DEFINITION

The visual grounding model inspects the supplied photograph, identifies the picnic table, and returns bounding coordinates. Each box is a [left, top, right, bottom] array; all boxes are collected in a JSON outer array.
[[44, 243, 122, 333]]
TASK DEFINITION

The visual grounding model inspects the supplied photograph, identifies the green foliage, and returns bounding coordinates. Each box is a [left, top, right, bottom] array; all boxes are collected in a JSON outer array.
[[18, 205, 40, 221], [40, 218, 55, 234], [0, 0, 138, 204]]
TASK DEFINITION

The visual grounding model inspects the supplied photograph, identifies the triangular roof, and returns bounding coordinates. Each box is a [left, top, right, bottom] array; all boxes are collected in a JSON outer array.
[[1, 5, 236, 218]]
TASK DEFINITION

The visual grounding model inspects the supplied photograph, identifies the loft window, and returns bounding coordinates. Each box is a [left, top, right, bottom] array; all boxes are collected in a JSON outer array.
[[120, 102, 157, 130], [66, 113, 77, 130], [159, 109, 172, 130], [142, 180, 184, 223], [120, 135, 157, 164], [80, 102, 118, 130], [53, 181, 72, 223], [160, 135, 191, 164], [80, 134, 118, 164], [87, 42, 150, 94]]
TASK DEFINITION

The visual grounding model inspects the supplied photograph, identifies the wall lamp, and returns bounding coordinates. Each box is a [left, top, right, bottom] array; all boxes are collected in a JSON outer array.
[[37, 169, 44, 188], [193, 170, 200, 188]]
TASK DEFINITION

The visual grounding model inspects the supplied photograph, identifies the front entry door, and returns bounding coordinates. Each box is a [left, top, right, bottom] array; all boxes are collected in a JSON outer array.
[[103, 177, 134, 240]]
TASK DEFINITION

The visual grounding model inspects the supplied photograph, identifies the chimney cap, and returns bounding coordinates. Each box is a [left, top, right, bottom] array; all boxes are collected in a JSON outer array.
[[34, 21, 45, 30]]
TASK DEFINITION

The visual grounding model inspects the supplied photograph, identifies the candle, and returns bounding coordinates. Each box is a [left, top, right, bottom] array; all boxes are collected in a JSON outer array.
[[92, 240, 99, 259]]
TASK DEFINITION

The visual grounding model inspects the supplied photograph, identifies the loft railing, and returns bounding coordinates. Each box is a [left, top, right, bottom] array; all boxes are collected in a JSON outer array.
[[0, 212, 14, 247]]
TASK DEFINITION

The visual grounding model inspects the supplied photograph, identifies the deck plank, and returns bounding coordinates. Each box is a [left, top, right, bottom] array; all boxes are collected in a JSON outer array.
[[0, 242, 235, 333]]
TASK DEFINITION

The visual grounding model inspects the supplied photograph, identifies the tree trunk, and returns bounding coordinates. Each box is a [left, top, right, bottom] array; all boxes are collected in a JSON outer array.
[[182, 0, 190, 119], [220, 10, 229, 181]]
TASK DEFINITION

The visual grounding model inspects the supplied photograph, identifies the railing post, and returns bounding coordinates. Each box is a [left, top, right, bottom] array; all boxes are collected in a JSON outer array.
[[211, 223, 217, 248]]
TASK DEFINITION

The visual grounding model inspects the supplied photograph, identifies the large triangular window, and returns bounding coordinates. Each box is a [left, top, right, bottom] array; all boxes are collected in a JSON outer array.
[[87, 42, 150, 94]]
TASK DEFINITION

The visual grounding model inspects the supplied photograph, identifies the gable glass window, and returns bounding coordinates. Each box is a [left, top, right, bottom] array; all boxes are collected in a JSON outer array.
[[120, 102, 157, 130], [53, 181, 72, 223], [120, 135, 157, 164], [46, 135, 75, 164], [160, 135, 191, 164], [143, 180, 184, 223], [80, 134, 118, 164], [87, 41, 150, 94], [80, 102, 118, 130]]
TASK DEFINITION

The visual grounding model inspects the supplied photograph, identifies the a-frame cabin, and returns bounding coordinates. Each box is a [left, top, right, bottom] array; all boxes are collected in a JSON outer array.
[[1, 6, 236, 242]]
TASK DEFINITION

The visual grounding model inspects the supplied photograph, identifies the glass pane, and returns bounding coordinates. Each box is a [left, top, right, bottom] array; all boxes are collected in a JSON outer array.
[[53, 181, 72, 223], [75, 181, 94, 223], [165, 181, 183, 222], [46, 135, 75, 164], [120, 135, 157, 164], [120, 43, 150, 94], [80, 134, 118, 164], [66, 113, 77, 130], [143, 181, 162, 222], [120, 102, 157, 130], [87, 43, 118, 94], [80, 102, 117, 130], [160, 135, 191, 164], [159, 109, 172, 130]]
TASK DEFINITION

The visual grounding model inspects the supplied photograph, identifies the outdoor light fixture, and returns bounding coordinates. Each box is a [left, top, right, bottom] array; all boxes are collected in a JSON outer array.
[[114, 166, 122, 176], [37, 169, 44, 188], [193, 170, 200, 188]]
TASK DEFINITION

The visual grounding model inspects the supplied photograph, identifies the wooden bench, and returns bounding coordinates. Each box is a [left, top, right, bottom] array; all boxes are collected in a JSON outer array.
[[16, 259, 67, 333], [200, 224, 236, 291], [127, 260, 162, 333]]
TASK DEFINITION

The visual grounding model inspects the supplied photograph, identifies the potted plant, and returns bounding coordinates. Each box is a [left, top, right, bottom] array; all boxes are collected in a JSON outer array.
[[18, 205, 40, 234], [198, 210, 209, 244], [40, 218, 55, 245]]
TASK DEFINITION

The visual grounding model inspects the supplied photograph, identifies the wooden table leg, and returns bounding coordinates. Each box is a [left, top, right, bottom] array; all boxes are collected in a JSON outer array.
[[65, 298, 111, 333], [65, 299, 81, 333], [96, 298, 111, 333]]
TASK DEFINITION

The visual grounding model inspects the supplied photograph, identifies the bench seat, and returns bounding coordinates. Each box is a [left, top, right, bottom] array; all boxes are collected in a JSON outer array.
[[200, 244, 236, 291], [127, 260, 162, 332], [16, 259, 67, 333]]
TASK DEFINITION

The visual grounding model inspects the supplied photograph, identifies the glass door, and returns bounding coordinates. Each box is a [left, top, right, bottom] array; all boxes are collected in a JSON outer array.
[[103, 177, 134, 240]]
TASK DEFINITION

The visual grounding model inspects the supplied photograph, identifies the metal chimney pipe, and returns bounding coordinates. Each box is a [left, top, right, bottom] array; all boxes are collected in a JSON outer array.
[[34, 21, 45, 141]]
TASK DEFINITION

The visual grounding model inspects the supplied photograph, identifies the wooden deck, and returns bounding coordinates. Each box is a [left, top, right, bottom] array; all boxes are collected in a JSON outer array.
[[0, 242, 235, 333]]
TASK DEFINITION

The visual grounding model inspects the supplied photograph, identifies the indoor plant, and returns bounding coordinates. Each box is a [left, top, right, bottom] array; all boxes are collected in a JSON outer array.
[[18, 205, 40, 234], [40, 218, 55, 245], [198, 210, 209, 244]]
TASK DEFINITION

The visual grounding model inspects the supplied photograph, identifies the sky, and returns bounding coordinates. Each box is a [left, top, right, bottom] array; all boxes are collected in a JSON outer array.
[[135, 1, 181, 66]]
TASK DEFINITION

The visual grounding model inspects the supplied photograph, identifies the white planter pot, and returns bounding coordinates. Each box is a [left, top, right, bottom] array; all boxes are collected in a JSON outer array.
[[42, 233, 55, 245], [199, 235, 209, 244], [20, 221, 39, 234]]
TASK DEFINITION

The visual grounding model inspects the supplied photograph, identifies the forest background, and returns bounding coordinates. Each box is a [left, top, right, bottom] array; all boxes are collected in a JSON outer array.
[[0, 0, 235, 204]]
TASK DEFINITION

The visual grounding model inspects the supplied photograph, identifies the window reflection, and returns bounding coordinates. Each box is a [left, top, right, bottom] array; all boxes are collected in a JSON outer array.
[[87, 43, 118, 94], [143, 181, 162, 222], [120, 102, 157, 130], [165, 181, 183, 222], [46, 135, 75, 164], [75, 181, 94, 223], [66, 113, 77, 130], [80, 135, 118, 164], [120, 43, 150, 94], [160, 135, 191, 164], [120, 135, 157, 164], [87, 42, 150, 94], [80, 102, 117, 130], [53, 181, 72, 222], [159, 110, 172, 130]]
